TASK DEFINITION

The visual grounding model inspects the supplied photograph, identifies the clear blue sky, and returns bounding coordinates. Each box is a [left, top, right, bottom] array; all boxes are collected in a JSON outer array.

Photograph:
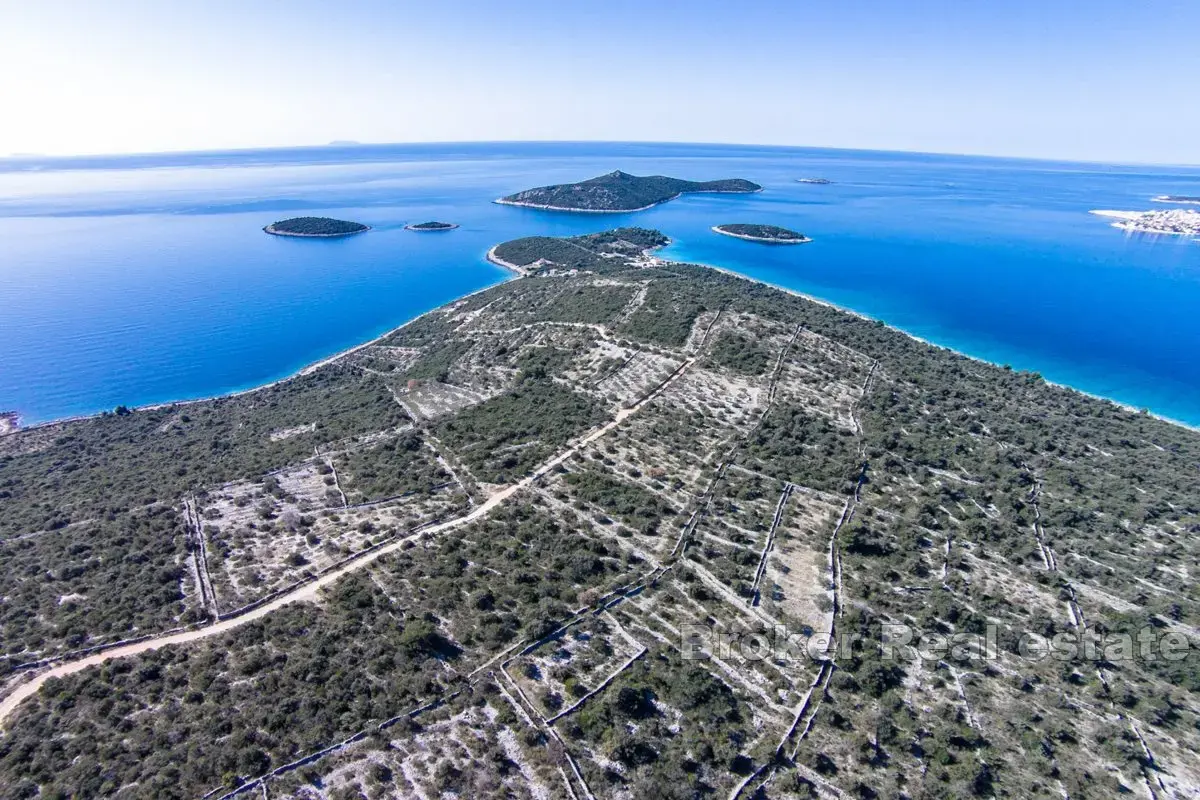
[[3, 0, 1198, 163]]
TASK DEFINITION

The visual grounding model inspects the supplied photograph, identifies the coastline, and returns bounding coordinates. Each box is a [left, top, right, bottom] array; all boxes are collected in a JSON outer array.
[[1089, 209, 1200, 236], [5, 239, 1198, 437], [650, 248, 1200, 433], [493, 186, 763, 214], [484, 245, 531, 276], [711, 225, 812, 244], [3, 252, 524, 438], [263, 223, 371, 238]]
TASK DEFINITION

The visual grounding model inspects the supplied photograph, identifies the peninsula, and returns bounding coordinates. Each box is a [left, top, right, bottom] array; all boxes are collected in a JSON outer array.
[[496, 169, 761, 212], [404, 221, 459, 231], [1090, 208, 1200, 236], [1154, 195, 1200, 205], [2, 228, 1199, 799], [263, 217, 369, 237], [712, 223, 811, 243]]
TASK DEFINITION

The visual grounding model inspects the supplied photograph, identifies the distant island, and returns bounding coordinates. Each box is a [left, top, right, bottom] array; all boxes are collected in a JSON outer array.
[[712, 223, 811, 244], [263, 217, 369, 237], [496, 170, 761, 212], [796, 177, 832, 185], [1090, 208, 1200, 236], [1153, 195, 1200, 205], [404, 221, 459, 231]]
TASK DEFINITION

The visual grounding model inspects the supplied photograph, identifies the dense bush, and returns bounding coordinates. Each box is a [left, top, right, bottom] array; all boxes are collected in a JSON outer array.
[[266, 217, 367, 235], [501, 171, 760, 211]]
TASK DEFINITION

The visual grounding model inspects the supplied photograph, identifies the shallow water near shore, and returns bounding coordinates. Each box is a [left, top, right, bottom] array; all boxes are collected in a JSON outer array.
[[2, 141, 1199, 426]]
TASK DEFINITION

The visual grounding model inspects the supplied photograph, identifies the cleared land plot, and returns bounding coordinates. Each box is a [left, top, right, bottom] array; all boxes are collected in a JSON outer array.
[[507, 615, 645, 720]]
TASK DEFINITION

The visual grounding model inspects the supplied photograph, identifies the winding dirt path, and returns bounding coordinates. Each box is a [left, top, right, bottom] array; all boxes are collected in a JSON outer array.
[[0, 353, 699, 731]]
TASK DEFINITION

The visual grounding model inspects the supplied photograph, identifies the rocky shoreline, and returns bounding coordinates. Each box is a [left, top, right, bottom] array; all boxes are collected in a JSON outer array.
[[493, 187, 764, 214], [711, 225, 812, 244], [1090, 208, 1200, 236], [263, 223, 370, 238], [484, 245, 533, 276], [495, 170, 762, 213], [0, 411, 18, 435]]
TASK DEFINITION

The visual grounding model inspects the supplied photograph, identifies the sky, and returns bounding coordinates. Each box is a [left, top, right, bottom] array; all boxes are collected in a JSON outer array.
[[1, 0, 1198, 164]]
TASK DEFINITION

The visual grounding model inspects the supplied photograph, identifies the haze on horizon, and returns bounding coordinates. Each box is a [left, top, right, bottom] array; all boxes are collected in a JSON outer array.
[[2, 0, 1199, 165]]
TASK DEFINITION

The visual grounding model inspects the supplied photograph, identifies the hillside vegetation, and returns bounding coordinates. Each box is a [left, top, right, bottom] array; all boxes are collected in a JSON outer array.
[[714, 223, 810, 242], [265, 217, 368, 236], [1, 229, 1198, 799], [498, 170, 761, 211]]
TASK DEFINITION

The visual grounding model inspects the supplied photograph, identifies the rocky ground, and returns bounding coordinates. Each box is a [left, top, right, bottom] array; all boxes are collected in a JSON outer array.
[[1, 228, 1197, 799]]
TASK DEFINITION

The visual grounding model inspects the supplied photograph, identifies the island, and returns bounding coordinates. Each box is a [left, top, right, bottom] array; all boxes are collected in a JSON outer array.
[[712, 223, 811, 244], [1090, 208, 1200, 236], [1154, 195, 1200, 205], [404, 221, 459, 231], [496, 169, 761, 212], [3, 228, 1200, 799], [796, 177, 832, 184], [263, 217, 370, 237]]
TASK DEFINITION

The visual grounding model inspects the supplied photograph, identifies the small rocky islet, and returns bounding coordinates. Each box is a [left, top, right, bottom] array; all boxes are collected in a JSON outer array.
[[263, 217, 369, 237], [404, 221, 459, 231], [712, 223, 811, 244]]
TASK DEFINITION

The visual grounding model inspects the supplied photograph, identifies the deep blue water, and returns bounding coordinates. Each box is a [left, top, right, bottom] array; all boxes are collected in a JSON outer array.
[[2, 142, 1199, 426]]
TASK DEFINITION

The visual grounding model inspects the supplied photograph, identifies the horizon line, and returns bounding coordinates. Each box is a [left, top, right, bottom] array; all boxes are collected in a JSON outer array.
[[4, 138, 1200, 172]]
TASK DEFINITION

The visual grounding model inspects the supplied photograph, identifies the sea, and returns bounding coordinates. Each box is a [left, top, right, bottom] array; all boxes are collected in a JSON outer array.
[[2, 141, 1199, 427]]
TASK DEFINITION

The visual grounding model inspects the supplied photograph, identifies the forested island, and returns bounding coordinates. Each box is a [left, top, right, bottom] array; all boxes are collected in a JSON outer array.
[[2, 228, 1199, 799], [404, 221, 459, 231], [263, 217, 369, 237], [496, 170, 761, 212], [712, 223, 811, 243]]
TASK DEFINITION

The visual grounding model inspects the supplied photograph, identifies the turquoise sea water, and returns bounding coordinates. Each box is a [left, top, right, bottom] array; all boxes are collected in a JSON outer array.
[[1, 142, 1199, 426]]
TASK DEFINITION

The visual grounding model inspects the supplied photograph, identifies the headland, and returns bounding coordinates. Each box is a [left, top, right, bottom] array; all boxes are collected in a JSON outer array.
[[1090, 208, 1200, 236]]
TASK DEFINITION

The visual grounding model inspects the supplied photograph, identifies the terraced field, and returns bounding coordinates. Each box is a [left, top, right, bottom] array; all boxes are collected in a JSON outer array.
[[1, 228, 1198, 799]]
